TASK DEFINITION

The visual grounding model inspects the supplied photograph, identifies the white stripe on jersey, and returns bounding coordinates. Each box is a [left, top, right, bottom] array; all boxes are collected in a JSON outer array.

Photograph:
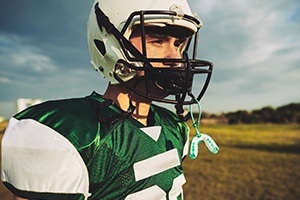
[[1, 117, 91, 199], [125, 185, 166, 200], [125, 174, 186, 200], [133, 148, 180, 181], [169, 174, 186, 200]]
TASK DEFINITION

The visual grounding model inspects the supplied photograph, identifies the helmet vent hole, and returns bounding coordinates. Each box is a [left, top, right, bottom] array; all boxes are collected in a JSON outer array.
[[94, 39, 106, 56]]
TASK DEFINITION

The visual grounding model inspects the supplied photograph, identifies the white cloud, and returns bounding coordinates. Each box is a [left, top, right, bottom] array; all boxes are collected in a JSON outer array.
[[190, 0, 300, 112], [10, 51, 57, 73], [0, 77, 10, 83], [0, 34, 58, 73]]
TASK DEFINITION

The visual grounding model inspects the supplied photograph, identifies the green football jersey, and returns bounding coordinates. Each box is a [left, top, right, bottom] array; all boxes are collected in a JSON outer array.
[[1, 92, 189, 200]]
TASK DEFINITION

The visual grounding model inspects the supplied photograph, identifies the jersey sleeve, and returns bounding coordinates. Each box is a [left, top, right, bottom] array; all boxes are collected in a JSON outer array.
[[1, 117, 91, 200]]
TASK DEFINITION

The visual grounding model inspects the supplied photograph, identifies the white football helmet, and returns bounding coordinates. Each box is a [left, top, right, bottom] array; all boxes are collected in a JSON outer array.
[[87, 0, 213, 118]]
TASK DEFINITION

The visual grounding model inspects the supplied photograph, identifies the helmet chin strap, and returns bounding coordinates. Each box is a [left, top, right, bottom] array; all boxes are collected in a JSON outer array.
[[126, 93, 136, 115], [175, 94, 186, 120], [124, 77, 144, 116], [188, 94, 219, 159]]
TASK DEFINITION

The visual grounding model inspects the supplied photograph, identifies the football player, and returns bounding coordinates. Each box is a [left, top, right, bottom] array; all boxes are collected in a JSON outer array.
[[2, 0, 214, 199]]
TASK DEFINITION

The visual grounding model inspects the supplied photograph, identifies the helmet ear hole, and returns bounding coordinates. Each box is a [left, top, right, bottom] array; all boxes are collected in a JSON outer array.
[[94, 39, 106, 56]]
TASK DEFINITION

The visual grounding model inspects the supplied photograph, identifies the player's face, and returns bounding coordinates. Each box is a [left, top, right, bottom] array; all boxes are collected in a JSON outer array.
[[129, 27, 189, 69], [128, 27, 190, 98]]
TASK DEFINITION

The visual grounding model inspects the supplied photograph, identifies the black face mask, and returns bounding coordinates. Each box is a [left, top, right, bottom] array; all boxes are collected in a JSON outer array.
[[148, 69, 193, 95]]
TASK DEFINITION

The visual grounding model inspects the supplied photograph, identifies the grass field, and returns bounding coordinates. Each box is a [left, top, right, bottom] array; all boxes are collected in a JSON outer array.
[[1, 122, 299, 200], [183, 123, 300, 200]]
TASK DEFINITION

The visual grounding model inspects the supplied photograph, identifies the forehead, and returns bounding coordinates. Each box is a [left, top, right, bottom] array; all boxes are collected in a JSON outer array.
[[130, 25, 194, 39]]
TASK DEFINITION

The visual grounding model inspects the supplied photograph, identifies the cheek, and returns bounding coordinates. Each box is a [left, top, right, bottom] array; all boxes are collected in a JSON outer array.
[[130, 37, 142, 53], [146, 46, 164, 67], [146, 46, 163, 58]]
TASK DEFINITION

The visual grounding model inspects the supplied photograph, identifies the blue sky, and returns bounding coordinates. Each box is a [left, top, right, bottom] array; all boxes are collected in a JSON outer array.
[[0, 0, 299, 118]]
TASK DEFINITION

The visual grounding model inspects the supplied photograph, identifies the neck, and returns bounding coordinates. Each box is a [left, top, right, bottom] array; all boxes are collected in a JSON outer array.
[[103, 84, 151, 126]]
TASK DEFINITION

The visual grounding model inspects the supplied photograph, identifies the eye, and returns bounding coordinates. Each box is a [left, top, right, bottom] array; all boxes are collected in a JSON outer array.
[[146, 34, 168, 47], [174, 38, 187, 48], [148, 39, 164, 46]]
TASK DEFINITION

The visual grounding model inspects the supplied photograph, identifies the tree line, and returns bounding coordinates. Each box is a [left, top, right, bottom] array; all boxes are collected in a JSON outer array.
[[202, 103, 300, 124]]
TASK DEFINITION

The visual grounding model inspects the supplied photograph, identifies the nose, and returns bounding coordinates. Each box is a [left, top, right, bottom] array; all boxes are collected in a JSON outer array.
[[162, 44, 181, 67], [166, 41, 182, 59]]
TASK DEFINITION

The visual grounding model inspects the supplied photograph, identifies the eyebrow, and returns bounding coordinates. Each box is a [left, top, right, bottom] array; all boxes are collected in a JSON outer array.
[[146, 33, 169, 40]]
